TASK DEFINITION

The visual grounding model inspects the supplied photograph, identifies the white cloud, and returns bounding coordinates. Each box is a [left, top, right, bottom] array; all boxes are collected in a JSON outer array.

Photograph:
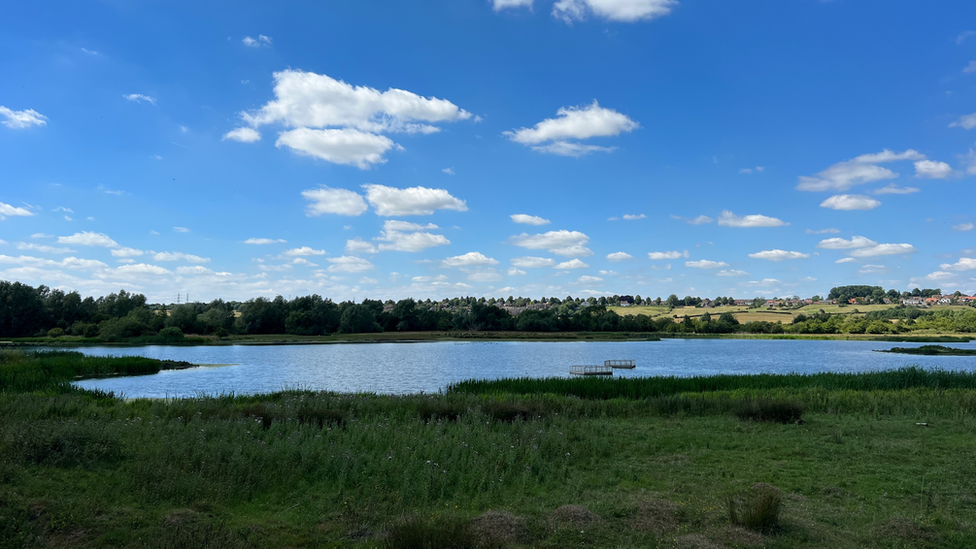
[[950, 113, 976, 130], [442, 252, 499, 267], [257, 264, 292, 272], [242, 35, 272, 47], [648, 250, 686, 260], [301, 186, 370, 216], [0, 107, 48, 129], [575, 275, 603, 284], [820, 194, 881, 211], [914, 160, 952, 179], [835, 257, 857, 264], [364, 184, 467, 216], [15, 243, 75, 254], [467, 269, 503, 282], [326, 256, 374, 273], [856, 264, 887, 274], [796, 149, 923, 192], [493, 0, 533, 10], [555, 258, 589, 269], [816, 236, 877, 249], [686, 215, 713, 225], [57, 231, 118, 247], [806, 228, 839, 234], [277, 127, 398, 168], [123, 94, 156, 105], [511, 256, 555, 268], [717, 210, 788, 228], [622, 214, 646, 220], [442, 167, 455, 175], [552, 0, 677, 23], [383, 220, 438, 231], [176, 266, 215, 275], [110, 247, 144, 258], [117, 263, 170, 275], [872, 184, 919, 195], [222, 127, 261, 143], [964, 61, 976, 74], [0, 201, 34, 218], [376, 220, 450, 252], [245, 238, 286, 245], [345, 238, 379, 254], [282, 246, 326, 257], [849, 243, 917, 257], [606, 252, 632, 261], [939, 258, 976, 271], [916, 271, 956, 283], [510, 214, 551, 225], [507, 267, 527, 276], [504, 101, 638, 156], [509, 230, 592, 257], [291, 258, 317, 266], [748, 249, 810, 262], [716, 269, 748, 277], [685, 259, 728, 269], [153, 252, 210, 263], [952, 223, 974, 232], [173, 227, 190, 233], [598, 270, 617, 275]]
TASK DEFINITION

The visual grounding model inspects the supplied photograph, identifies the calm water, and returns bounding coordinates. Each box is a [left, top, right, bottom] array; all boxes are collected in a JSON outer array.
[[70, 339, 976, 398]]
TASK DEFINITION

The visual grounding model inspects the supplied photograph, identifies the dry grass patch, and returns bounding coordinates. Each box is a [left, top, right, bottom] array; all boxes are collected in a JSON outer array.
[[469, 510, 525, 545], [550, 504, 600, 525], [873, 517, 939, 545], [629, 498, 681, 533]]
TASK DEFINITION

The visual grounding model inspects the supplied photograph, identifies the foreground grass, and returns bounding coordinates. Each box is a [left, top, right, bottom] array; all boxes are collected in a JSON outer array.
[[3, 351, 976, 547]]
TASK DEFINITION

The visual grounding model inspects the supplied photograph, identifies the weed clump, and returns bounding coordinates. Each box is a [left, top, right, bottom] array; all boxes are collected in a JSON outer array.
[[482, 400, 545, 422], [727, 484, 782, 532], [242, 403, 274, 429], [733, 399, 803, 424], [416, 400, 468, 423], [296, 406, 346, 429]]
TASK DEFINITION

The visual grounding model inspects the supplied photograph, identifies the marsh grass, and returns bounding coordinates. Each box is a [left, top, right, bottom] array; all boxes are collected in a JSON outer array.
[[733, 399, 804, 423], [727, 485, 782, 532]]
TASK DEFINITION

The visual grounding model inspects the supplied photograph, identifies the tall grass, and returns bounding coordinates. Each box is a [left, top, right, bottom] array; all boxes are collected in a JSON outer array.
[[0, 349, 162, 393], [448, 367, 976, 400]]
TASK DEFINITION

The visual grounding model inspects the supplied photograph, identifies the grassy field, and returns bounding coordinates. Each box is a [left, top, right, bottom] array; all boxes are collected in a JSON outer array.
[[3, 350, 976, 547], [609, 303, 970, 326]]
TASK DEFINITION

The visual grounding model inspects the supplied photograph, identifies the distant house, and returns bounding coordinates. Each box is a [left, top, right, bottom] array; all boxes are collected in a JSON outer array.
[[938, 296, 953, 305], [903, 297, 925, 306]]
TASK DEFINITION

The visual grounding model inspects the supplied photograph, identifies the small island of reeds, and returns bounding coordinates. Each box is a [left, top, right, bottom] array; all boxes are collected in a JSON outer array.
[[875, 344, 976, 356]]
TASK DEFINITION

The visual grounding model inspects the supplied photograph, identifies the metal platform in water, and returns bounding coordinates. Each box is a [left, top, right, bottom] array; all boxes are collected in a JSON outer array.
[[570, 365, 614, 376], [604, 359, 636, 369]]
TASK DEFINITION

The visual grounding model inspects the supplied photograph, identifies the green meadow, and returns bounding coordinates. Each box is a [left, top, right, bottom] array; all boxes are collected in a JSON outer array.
[[3, 349, 976, 548]]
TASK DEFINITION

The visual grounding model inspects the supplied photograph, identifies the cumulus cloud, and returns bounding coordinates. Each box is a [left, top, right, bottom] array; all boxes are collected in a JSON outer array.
[[291, 258, 317, 266], [716, 269, 749, 277], [176, 266, 214, 275], [237, 70, 470, 166], [282, 246, 326, 257], [555, 258, 589, 269], [510, 214, 551, 225], [606, 252, 632, 262], [376, 220, 450, 252], [504, 101, 638, 156], [153, 252, 210, 263], [552, 0, 678, 23], [872, 184, 919, 195], [686, 215, 713, 225], [245, 238, 286, 245], [952, 223, 974, 232], [326, 256, 374, 273], [510, 256, 555, 268], [123, 94, 156, 105], [345, 238, 378, 254], [748, 249, 810, 262], [57, 232, 118, 247], [575, 275, 603, 284], [364, 184, 467, 216], [242, 35, 272, 47], [277, 127, 398, 168], [835, 257, 857, 264], [796, 149, 924, 192], [622, 213, 646, 220], [648, 250, 687, 260], [718, 210, 788, 228], [849, 243, 917, 257], [467, 269, 503, 282], [110, 247, 144, 258], [949, 113, 976, 130], [301, 187, 369, 216], [820, 194, 881, 211], [509, 230, 592, 257], [0, 107, 48, 129], [685, 259, 728, 269], [914, 160, 952, 179], [939, 258, 976, 271], [816, 236, 877, 249], [15, 243, 75, 254], [507, 267, 527, 276], [117, 263, 170, 275], [442, 252, 499, 267], [222, 127, 261, 143], [492, 0, 533, 10], [0, 201, 34, 219]]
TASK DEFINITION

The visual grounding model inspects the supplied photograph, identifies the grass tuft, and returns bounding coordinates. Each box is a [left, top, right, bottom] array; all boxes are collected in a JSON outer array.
[[727, 484, 782, 532]]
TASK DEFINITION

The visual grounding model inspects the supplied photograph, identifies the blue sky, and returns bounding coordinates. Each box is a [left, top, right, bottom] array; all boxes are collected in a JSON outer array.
[[2, 0, 976, 303]]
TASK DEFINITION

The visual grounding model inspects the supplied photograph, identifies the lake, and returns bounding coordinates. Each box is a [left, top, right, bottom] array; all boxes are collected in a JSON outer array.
[[71, 339, 976, 398]]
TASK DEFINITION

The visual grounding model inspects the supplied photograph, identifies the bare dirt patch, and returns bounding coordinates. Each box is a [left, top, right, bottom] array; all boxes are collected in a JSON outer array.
[[469, 510, 524, 544]]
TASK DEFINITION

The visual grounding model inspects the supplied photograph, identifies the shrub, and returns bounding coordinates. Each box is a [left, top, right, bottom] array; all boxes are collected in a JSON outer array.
[[47, 327, 65, 338], [727, 484, 782, 532], [158, 327, 186, 342], [733, 399, 803, 423]]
